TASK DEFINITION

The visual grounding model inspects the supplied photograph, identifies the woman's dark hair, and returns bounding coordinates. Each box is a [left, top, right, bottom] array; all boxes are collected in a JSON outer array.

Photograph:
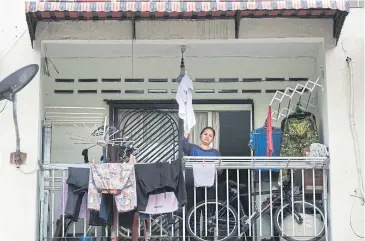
[[200, 127, 216, 137]]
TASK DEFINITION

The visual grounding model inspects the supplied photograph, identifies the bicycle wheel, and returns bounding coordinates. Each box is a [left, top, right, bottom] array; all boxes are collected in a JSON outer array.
[[186, 200, 238, 241], [274, 201, 325, 241]]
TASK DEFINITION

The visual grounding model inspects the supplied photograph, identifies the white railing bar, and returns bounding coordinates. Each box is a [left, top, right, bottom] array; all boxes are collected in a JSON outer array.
[[302, 169, 306, 237], [313, 169, 317, 236], [291, 169, 295, 237], [45, 116, 105, 120], [51, 170, 55, 237], [194, 185, 197, 235], [215, 169, 218, 240], [137, 217, 142, 239], [186, 164, 327, 170], [280, 170, 284, 236], [160, 213, 163, 238], [184, 159, 327, 164], [40, 157, 329, 166], [40, 162, 328, 171], [226, 169, 229, 237], [182, 168, 186, 241], [170, 215, 174, 238], [269, 169, 273, 237], [323, 170, 329, 241], [205, 186, 208, 237], [84, 218, 87, 237], [248, 169, 252, 236], [45, 106, 107, 110], [237, 169, 240, 237], [39, 189, 44, 241], [259, 169, 262, 237], [184, 160, 327, 164], [62, 170, 65, 238], [148, 215, 151, 239], [42, 163, 328, 170], [184, 156, 327, 160]]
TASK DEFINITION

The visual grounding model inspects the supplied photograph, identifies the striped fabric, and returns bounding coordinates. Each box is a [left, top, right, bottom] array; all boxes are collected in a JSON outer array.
[[24, 0, 349, 47], [25, 0, 350, 14]]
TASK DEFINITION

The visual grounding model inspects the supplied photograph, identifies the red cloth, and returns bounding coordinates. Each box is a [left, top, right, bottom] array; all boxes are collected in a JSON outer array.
[[266, 106, 273, 156]]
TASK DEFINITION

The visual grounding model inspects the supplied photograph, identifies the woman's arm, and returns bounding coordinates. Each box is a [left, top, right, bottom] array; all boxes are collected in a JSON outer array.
[[181, 132, 193, 155]]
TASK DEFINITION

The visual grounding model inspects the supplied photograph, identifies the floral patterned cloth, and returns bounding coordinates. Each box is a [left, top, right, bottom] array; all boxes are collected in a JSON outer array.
[[280, 114, 319, 178], [88, 163, 137, 213]]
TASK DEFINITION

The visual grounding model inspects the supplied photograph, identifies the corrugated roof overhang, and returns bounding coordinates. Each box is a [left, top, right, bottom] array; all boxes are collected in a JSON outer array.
[[25, 0, 349, 47]]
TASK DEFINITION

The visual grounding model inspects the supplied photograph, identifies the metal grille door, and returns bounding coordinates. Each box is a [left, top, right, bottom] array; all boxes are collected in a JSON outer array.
[[117, 108, 180, 163]]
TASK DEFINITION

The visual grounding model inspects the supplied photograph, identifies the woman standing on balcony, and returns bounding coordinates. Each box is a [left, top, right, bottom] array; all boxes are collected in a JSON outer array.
[[181, 127, 221, 157], [181, 127, 221, 209]]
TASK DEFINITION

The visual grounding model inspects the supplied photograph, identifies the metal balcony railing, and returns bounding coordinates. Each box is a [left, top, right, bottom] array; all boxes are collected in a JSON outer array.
[[39, 156, 329, 241]]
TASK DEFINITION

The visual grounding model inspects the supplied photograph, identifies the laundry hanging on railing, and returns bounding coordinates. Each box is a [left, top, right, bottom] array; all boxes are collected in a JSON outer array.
[[176, 73, 196, 133], [280, 106, 319, 157], [88, 163, 137, 213], [64, 167, 90, 222], [61, 177, 89, 219], [266, 106, 274, 157], [248, 125, 282, 158], [134, 159, 187, 214], [140, 192, 179, 215], [192, 163, 216, 187]]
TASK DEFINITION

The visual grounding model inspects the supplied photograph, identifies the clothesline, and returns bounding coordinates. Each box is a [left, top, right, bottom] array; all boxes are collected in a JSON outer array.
[[40, 156, 328, 171], [40, 161, 168, 170]]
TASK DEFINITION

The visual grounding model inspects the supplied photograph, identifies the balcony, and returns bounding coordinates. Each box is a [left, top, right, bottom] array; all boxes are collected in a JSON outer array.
[[39, 156, 329, 241]]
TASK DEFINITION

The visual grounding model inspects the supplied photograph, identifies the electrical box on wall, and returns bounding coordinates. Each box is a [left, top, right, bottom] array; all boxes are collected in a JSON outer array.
[[10, 152, 27, 166]]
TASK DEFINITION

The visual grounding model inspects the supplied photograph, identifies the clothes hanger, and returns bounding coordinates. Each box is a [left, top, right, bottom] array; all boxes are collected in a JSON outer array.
[[287, 95, 312, 120]]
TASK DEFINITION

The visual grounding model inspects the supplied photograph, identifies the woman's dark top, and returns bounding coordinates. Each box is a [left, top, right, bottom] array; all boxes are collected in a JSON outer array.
[[181, 136, 221, 157]]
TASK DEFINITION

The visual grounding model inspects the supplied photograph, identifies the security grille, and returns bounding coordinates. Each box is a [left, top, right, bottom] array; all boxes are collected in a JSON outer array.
[[117, 108, 180, 163]]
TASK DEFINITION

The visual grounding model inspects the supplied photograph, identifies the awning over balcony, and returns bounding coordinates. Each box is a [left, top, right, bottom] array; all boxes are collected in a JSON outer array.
[[25, 0, 349, 46]]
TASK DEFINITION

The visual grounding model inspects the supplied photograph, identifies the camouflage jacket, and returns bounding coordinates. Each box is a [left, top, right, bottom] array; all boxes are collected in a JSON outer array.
[[280, 114, 319, 157]]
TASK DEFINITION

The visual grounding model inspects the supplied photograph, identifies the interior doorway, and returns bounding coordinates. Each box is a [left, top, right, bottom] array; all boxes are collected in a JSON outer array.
[[190, 103, 253, 213], [189, 104, 253, 155]]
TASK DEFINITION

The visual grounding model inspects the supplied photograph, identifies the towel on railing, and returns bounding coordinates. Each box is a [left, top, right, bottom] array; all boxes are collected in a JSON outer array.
[[192, 163, 216, 187]]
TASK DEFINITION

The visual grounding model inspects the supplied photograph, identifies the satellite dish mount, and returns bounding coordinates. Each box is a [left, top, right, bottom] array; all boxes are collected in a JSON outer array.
[[0, 64, 39, 166]]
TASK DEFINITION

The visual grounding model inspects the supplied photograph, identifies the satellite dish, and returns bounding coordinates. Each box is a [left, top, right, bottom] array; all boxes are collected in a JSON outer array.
[[0, 64, 39, 166]]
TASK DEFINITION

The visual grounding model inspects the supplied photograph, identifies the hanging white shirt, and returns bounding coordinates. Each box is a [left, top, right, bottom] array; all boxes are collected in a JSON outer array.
[[176, 74, 196, 133]]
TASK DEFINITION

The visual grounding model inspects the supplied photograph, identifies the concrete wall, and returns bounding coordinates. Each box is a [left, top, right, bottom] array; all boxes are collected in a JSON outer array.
[[0, 34, 41, 241], [324, 8, 364, 241], [0, 0, 29, 61], [0, 1, 42, 240], [35, 18, 333, 44]]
